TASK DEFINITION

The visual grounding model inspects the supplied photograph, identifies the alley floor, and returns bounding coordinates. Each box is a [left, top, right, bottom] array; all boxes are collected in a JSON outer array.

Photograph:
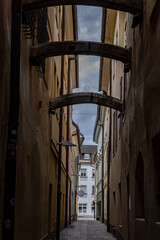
[[60, 218, 117, 240]]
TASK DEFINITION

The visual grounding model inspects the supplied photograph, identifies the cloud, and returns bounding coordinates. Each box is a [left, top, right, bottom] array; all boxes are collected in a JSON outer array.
[[78, 6, 102, 42], [73, 6, 102, 145], [79, 56, 100, 79], [73, 104, 97, 144]]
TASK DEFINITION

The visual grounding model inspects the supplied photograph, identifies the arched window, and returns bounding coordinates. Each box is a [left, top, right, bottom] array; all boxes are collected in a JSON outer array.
[[135, 152, 145, 219]]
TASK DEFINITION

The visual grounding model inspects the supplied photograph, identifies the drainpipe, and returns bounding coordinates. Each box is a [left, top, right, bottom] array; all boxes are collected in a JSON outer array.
[[2, 0, 21, 239], [65, 57, 77, 228], [56, 5, 65, 240], [69, 181, 72, 224], [101, 122, 104, 223], [65, 5, 78, 227], [107, 59, 112, 232], [98, 120, 104, 223]]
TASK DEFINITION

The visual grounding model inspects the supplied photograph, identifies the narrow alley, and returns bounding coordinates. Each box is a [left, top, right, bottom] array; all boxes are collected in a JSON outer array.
[[1, 1, 160, 240], [60, 219, 116, 240]]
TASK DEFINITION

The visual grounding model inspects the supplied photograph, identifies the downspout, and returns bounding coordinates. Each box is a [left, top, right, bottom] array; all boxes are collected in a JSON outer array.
[[69, 181, 72, 224], [71, 123, 81, 220], [65, 5, 79, 227], [65, 57, 77, 228], [107, 59, 112, 232], [2, 0, 21, 239], [101, 122, 104, 223], [100, 9, 106, 223], [56, 5, 65, 240]]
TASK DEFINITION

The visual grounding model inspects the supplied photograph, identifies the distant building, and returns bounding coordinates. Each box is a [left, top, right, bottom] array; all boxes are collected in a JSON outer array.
[[71, 121, 84, 222], [78, 145, 97, 217]]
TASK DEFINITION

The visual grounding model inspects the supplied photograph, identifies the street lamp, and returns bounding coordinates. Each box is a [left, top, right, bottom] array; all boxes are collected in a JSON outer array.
[[56, 140, 76, 240], [57, 140, 76, 147]]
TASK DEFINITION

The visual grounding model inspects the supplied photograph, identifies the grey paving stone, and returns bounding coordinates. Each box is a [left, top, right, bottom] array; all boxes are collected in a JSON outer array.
[[60, 219, 117, 240]]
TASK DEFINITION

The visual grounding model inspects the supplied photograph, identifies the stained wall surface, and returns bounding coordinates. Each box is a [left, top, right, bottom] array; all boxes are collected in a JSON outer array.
[[102, 1, 160, 240], [0, 4, 77, 240], [0, 0, 11, 239]]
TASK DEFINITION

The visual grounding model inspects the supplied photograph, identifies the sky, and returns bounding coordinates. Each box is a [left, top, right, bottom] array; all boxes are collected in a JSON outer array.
[[72, 6, 102, 145]]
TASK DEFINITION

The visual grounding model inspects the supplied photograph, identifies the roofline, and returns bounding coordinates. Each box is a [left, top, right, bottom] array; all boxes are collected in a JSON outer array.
[[99, 8, 107, 91]]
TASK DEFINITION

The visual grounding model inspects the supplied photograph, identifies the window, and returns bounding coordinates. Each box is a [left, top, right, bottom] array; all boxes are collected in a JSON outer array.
[[81, 169, 87, 177], [80, 185, 87, 194], [79, 204, 87, 213], [92, 186, 95, 195], [92, 169, 95, 178], [85, 154, 90, 159]]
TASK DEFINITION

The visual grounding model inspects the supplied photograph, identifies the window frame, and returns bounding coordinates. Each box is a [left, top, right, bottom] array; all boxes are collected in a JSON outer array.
[[80, 168, 87, 177]]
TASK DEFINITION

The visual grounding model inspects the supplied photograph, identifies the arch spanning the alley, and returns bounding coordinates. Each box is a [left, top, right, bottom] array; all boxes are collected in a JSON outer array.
[[49, 92, 123, 112], [23, 0, 143, 15], [30, 41, 131, 66]]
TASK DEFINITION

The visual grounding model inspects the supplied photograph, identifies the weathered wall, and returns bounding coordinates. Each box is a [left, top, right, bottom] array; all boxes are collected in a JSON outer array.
[[128, 1, 160, 239], [0, 0, 11, 239], [108, 1, 160, 240], [12, 5, 76, 240], [14, 24, 51, 239]]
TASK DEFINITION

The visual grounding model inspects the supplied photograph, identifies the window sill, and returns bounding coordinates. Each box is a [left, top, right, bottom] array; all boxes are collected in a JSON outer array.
[[135, 218, 145, 222], [155, 222, 160, 225]]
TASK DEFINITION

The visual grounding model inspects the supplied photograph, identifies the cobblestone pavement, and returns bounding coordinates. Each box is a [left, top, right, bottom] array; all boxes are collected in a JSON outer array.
[[60, 219, 117, 240]]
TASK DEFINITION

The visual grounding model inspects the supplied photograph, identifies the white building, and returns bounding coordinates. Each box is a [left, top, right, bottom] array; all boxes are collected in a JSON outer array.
[[78, 145, 97, 217]]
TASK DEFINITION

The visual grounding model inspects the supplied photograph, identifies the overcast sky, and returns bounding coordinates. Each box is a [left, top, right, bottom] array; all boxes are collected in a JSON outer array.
[[73, 6, 102, 145]]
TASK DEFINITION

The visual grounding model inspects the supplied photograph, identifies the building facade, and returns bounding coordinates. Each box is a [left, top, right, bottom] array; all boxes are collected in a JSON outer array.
[[94, 1, 160, 240], [71, 121, 84, 222], [78, 145, 97, 217], [0, 2, 79, 240]]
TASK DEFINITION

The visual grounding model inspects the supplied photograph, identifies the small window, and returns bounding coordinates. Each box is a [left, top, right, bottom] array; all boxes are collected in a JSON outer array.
[[83, 205, 87, 213], [81, 169, 87, 177], [79, 204, 82, 213], [79, 204, 87, 213], [92, 169, 95, 178], [80, 185, 87, 194], [92, 186, 95, 195], [85, 154, 90, 159]]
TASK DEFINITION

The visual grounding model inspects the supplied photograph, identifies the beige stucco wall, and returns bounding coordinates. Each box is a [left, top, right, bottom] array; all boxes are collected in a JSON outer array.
[[0, 5, 77, 240]]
